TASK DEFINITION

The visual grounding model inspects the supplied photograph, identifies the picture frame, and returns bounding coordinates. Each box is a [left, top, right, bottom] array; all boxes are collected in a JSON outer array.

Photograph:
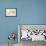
[[5, 8, 17, 17], [18, 24, 46, 42]]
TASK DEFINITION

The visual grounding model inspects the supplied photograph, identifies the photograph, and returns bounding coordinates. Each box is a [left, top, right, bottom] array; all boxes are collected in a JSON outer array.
[[5, 8, 17, 16]]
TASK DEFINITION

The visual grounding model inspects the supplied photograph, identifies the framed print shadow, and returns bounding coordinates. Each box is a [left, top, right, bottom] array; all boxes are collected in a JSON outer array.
[[5, 8, 17, 17]]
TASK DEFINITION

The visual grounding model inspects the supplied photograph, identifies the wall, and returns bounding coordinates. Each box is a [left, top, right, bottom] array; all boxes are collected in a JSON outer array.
[[0, 0, 46, 44]]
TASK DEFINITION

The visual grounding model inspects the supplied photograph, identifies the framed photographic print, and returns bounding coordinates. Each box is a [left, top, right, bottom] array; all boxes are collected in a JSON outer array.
[[18, 24, 46, 42], [5, 8, 17, 17]]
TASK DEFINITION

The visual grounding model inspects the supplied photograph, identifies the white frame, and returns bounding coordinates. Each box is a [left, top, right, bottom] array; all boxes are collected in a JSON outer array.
[[18, 24, 46, 42]]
